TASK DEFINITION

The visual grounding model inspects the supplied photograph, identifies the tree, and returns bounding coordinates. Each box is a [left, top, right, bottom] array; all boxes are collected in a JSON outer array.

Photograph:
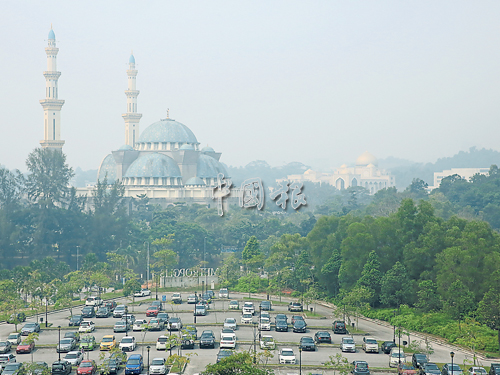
[[380, 262, 412, 307], [242, 236, 263, 272], [25, 148, 74, 208], [203, 352, 273, 375], [356, 250, 382, 306], [123, 278, 141, 297], [476, 281, 500, 353], [25, 332, 39, 362], [415, 280, 442, 312], [324, 353, 352, 375]]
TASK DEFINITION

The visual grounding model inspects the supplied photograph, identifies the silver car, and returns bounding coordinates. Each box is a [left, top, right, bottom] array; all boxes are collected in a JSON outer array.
[[341, 337, 356, 352], [168, 317, 182, 331], [64, 351, 83, 366]]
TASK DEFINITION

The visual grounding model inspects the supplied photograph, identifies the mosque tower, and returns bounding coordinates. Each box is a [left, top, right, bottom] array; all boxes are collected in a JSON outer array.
[[122, 52, 142, 147], [40, 26, 65, 149]]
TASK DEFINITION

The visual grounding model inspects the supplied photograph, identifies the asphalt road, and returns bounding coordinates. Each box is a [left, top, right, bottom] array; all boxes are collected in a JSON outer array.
[[0, 291, 489, 375]]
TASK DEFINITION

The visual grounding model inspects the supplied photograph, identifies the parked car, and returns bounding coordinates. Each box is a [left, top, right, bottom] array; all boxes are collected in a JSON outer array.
[[81, 306, 95, 318], [242, 302, 255, 315], [442, 364, 463, 375], [202, 292, 212, 303], [157, 313, 169, 324], [119, 336, 136, 352], [333, 320, 348, 334], [148, 318, 164, 331], [228, 300, 239, 310], [341, 337, 356, 353], [390, 349, 406, 368], [194, 304, 207, 316], [200, 330, 216, 349], [259, 300, 272, 311], [96, 307, 110, 318], [64, 351, 83, 366], [219, 288, 229, 298], [490, 365, 500, 375], [57, 338, 76, 353], [100, 335, 117, 351], [79, 321, 95, 333], [224, 318, 237, 331], [52, 361, 72, 375], [219, 333, 236, 349], [412, 354, 428, 369], [288, 302, 303, 312], [352, 361, 370, 375], [21, 322, 41, 336], [64, 332, 80, 343], [114, 321, 131, 333], [259, 317, 271, 331], [2, 363, 23, 375], [125, 355, 143, 375], [156, 336, 172, 351], [0, 342, 12, 354], [299, 336, 316, 351], [76, 360, 97, 375], [85, 297, 102, 307], [291, 315, 305, 325], [279, 348, 296, 364], [0, 353, 16, 369], [104, 301, 117, 311], [6, 333, 21, 346], [275, 320, 288, 332], [171, 293, 182, 304], [362, 337, 379, 353], [260, 335, 276, 350], [149, 358, 166, 375], [30, 361, 48, 375], [187, 294, 198, 304], [133, 289, 151, 297], [7, 313, 26, 324], [133, 319, 148, 331], [216, 349, 233, 363], [314, 331, 332, 344], [167, 317, 182, 331], [16, 341, 34, 354], [180, 334, 195, 349], [69, 315, 83, 327], [420, 363, 441, 375], [381, 341, 397, 354], [293, 319, 307, 333], [100, 359, 119, 375], [185, 325, 198, 340], [399, 363, 418, 375], [468, 368, 487, 375], [122, 314, 136, 324], [146, 306, 159, 317], [79, 336, 97, 351], [113, 305, 127, 318], [241, 313, 253, 324]]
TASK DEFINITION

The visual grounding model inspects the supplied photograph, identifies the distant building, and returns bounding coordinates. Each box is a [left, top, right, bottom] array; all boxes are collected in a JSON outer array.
[[429, 167, 490, 190], [283, 151, 395, 194]]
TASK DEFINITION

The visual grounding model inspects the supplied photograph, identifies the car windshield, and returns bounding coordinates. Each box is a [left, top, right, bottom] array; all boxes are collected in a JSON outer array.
[[128, 360, 140, 365], [392, 352, 405, 358], [282, 350, 294, 356], [450, 365, 461, 371], [170, 318, 180, 322], [302, 337, 314, 343], [295, 321, 305, 326], [102, 337, 113, 342], [357, 363, 368, 369], [25, 323, 36, 327], [158, 337, 167, 343], [262, 337, 273, 342], [230, 301, 237, 305], [66, 353, 79, 359], [4, 364, 20, 370], [403, 365, 415, 370], [344, 339, 354, 344], [151, 359, 164, 365], [81, 337, 93, 343], [7, 335, 17, 339], [366, 339, 377, 344], [426, 364, 440, 370], [243, 314, 252, 318], [60, 339, 73, 344], [0, 342, 7, 346], [225, 319, 235, 323], [222, 336, 233, 341], [122, 338, 133, 343], [80, 362, 93, 368], [115, 322, 125, 326], [81, 322, 90, 326]]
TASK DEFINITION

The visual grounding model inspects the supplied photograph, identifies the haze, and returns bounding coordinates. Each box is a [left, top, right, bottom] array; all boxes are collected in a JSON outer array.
[[2, 1, 500, 173]]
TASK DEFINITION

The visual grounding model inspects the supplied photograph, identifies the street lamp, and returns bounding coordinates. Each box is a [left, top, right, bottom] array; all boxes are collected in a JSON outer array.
[[58, 326, 61, 361], [398, 324, 401, 366], [253, 322, 257, 364], [45, 297, 48, 327], [393, 310, 397, 343], [147, 345, 151, 375], [125, 307, 128, 337], [450, 352, 455, 375], [299, 347, 302, 375]]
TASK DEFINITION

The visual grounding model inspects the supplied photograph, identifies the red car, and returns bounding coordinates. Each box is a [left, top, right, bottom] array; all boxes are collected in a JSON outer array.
[[398, 363, 418, 375], [146, 306, 159, 317], [77, 360, 97, 375], [16, 341, 34, 353]]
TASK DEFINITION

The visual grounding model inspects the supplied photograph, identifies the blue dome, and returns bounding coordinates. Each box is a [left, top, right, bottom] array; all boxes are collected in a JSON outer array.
[[138, 119, 198, 144], [185, 177, 206, 186], [48, 29, 55, 40], [180, 144, 195, 151], [129, 54, 135, 64], [125, 153, 181, 178], [196, 154, 227, 178], [201, 146, 215, 153], [118, 144, 134, 151], [97, 154, 117, 183]]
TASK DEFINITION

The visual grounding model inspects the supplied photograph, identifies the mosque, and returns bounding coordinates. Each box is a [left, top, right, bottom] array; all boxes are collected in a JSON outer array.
[[39, 27, 237, 206]]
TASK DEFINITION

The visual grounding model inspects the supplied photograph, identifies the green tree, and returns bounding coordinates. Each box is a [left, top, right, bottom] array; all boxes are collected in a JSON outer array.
[[476, 279, 500, 353], [24, 332, 39, 362], [203, 352, 273, 375], [415, 280, 442, 312], [380, 262, 412, 307], [123, 278, 141, 297], [242, 236, 264, 272], [356, 250, 382, 306]]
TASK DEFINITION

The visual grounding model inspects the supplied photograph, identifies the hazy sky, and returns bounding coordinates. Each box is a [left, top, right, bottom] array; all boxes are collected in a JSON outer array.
[[2, 1, 500, 172]]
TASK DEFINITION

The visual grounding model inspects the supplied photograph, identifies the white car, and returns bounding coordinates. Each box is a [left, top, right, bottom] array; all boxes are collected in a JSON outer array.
[[79, 321, 95, 333], [119, 336, 136, 352], [259, 317, 271, 331], [150, 358, 167, 375], [133, 289, 151, 297], [85, 296, 103, 306], [156, 335, 170, 350], [228, 300, 239, 310], [64, 351, 83, 366], [362, 337, 379, 353], [279, 348, 296, 364], [133, 319, 148, 331], [242, 302, 255, 315], [260, 335, 276, 350], [389, 349, 405, 367], [260, 311, 270, 320], [113, 305, 127, 318], [224, 318, 237, 330], [341, 337, 356, 353], [241, 313, 253, 324], [219, 333, 236, 349], [187, 295, 198, 304], [219, 288, 229, 298]]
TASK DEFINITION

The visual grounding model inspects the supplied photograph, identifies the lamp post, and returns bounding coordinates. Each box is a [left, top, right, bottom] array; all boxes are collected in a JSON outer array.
[[45, 298, 48, 327], [147, 345, 151, 375], [398, 325, 402, 366], [146, 242, 150, 289], [125, 307, 128, 337], [393, 310, 397, 343], [204, 237, 208, 293], [58, 325, 61, 361], [299, 347, 302, 375], [253, 322, 257, 364], [450, 352, 455, 375]]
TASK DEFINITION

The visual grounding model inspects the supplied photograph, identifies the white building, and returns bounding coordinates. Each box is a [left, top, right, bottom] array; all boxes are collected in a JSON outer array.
[[429, 167, 490, 190]]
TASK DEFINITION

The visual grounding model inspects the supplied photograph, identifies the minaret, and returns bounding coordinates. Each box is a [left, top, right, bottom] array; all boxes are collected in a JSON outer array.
[[122, 52, 142, 147], [40, 26, 65, 150]]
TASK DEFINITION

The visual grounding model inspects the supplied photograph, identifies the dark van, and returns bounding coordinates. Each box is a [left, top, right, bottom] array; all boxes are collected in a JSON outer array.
[[333, 320, 347, 334]]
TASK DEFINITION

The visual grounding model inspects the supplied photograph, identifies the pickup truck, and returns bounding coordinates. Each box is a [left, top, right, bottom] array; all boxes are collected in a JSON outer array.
[[362, 337, 379, 353]]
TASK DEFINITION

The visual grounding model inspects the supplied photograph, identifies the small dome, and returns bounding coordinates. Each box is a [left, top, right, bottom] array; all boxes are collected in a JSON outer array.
[[201, 146, 215, 153], [180, 144, 194, 151], [48, 28, 55, 40], [185, 177, 206, 186], [129, 54, 135, 64], [197, 154, 227, 178], [118, 144, 134, 151], [138, 119, 198, 144], [367, 163, 375, 168], [340, 164, 347, 168], [356, 151, 378, 167], [125, 153, 181, 178], [97, 154, 117, 183]]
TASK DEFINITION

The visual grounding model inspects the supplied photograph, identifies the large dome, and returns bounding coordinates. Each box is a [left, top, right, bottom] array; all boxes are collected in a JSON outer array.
[[356, 151, 378, 167], [197, 154, 227, 178], [97, 154, 117, 183], [138, 119, 198, 144], [125, 153, 181, 178]]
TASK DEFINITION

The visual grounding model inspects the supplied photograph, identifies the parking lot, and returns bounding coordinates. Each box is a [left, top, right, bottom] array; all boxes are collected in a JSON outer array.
[[0, 291, 478, 375]]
